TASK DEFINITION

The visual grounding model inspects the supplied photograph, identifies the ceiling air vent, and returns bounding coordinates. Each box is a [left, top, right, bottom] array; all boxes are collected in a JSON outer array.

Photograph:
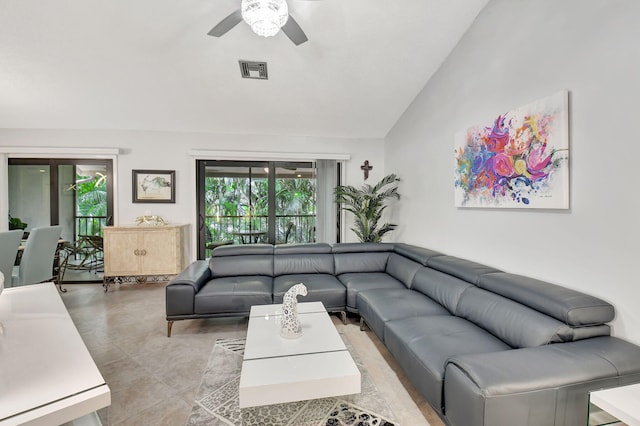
[[239, 60, 268, 80]]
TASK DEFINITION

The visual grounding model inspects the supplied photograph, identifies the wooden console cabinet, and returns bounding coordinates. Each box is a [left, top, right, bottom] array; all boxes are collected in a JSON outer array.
[[103, 224, 189, 286]]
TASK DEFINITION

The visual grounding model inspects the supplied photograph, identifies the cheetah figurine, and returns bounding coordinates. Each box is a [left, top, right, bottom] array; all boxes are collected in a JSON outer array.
[[280, 283, 308, 339]]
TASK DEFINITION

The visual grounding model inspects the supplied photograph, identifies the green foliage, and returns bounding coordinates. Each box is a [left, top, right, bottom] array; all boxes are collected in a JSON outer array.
[[334, 174, 400, 243], [76, 174, 107, 217], [204, 174, 316, 242], [9, 216, 27, 230], [75, 173, 108, 236], [276, 178, 316, 215]]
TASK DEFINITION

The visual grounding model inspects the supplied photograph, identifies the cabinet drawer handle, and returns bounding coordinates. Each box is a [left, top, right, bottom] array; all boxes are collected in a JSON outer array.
[[134, 249, 140, 256], [141, 249, 147, 256]]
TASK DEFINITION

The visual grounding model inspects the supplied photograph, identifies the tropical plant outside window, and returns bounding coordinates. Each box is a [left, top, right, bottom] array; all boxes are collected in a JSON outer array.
[[203, 165, 317, 252], [75, 171, 108, 236], [52, 168, 109, 283], [205, 176, 268, 235], [7, 160, 112, 283]]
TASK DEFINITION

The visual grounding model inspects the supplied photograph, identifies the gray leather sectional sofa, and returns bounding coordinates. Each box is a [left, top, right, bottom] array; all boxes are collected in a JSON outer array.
[[165, 242, 640, 425]]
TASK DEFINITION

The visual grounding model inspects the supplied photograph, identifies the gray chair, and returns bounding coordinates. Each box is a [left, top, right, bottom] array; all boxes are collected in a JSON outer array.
[[0, 230, 23, 288], [12, 225, 62, 287]]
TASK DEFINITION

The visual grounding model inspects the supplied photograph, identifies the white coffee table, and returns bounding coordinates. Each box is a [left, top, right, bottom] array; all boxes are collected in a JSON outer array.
[[590, 383, 640, 425], [239, 302, 361, 408]]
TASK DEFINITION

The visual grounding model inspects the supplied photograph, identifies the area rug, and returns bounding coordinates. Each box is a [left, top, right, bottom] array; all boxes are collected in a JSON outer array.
[[186, 336, 398, 426]]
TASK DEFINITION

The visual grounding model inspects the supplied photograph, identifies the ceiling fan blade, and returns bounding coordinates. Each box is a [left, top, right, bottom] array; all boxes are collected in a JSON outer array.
[[281, 15, 308, 45], [207, 9, 243, 37]]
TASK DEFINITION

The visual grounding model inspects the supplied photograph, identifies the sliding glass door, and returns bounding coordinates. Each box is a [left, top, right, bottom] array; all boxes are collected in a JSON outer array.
[[274, 164, 317, 245], [196, 160, 319, 259], [8, 158, 114, 282]]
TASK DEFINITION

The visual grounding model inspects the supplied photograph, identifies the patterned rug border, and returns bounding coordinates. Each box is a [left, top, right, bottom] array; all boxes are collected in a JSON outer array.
[[186, 334, 398, 426]]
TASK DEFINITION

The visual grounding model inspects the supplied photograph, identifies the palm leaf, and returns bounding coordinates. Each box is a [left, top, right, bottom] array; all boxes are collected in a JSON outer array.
[[334, 174, 400, 243]]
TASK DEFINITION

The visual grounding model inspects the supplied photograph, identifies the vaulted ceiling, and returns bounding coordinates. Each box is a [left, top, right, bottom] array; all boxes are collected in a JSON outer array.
[[0, 0, 489, 138]]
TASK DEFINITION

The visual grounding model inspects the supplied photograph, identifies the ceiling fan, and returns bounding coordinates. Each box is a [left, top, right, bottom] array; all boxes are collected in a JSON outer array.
[[207, 0, 319, 46]]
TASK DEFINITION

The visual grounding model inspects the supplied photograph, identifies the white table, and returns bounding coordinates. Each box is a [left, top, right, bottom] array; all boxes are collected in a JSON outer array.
[[0, 283, 110, 426], [239, 302, 361, 408], [590, 383, 640, 426]]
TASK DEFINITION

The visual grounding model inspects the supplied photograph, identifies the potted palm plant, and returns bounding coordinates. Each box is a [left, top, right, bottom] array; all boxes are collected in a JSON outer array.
[[334, 174, 400, 243]]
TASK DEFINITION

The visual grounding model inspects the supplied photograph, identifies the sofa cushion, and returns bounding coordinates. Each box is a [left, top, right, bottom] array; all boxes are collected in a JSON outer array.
[[393, 243, 443, 266], [385, 253, 422, 288], [274, 243, 332, 254], [211, 244, 273, 257], [332, 242, 395, 254], [337, 272, 406, 311], [273, 274, 346, 311], [384, 315, 511, 414], [456, 287, 576, 348], [274, 243, 334, 275], [333, 243, 393, 275], [411, 267, 473, 314], [426, 255, 501, 284], [210, 244, 274, 278], [194, 276, 272, 314], [357, 288, 450, 342], [477, 272, 615, 326]]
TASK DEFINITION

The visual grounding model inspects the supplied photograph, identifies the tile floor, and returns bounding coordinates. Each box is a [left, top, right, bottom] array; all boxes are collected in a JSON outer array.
[[60, 282, 444, 426]]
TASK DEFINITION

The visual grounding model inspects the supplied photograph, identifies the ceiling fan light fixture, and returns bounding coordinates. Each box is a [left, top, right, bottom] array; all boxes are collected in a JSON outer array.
[[241, 0, 289, 38]]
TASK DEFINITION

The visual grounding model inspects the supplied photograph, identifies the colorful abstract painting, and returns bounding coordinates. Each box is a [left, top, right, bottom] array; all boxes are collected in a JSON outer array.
[[454, 91, 569, 209]]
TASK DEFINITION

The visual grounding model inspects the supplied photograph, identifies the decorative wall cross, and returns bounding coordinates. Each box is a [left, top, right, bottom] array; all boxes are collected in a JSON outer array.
[[360, 160, 373, 180]]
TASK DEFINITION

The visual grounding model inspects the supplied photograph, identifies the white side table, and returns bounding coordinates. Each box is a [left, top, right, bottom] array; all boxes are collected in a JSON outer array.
[[590, 383, 640, 426]]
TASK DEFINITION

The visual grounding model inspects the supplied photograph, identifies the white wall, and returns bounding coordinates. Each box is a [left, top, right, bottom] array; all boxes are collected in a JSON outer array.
[[0, 129, 384, 257], [385, 0, 640, 344]]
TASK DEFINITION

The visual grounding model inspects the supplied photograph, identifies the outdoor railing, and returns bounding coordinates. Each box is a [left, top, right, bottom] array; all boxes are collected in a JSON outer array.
[[69, 215, 108, 262], [76, 214, 316, 258], [205, 214, 316, 248], [76, 215, 109, 238]]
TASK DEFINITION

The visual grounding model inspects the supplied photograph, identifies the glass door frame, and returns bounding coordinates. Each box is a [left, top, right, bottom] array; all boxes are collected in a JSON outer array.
[[196, 160, 316, 259], [8, 158, 114, 232]]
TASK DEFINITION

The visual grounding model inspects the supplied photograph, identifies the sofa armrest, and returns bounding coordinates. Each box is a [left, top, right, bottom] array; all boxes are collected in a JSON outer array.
[[443, 336, 640, 426], [168, 260, 211, 292], [166, 261, 211, 318]]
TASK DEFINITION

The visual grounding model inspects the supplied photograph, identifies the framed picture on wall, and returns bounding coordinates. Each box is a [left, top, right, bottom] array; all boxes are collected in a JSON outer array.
[[454, 90, 570, 209], [132, 170, 176, 203]]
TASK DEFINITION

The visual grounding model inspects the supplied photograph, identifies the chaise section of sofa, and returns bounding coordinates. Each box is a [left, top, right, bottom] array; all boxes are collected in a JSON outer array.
[[444, 336, 640, 426], [368, 260, 636, 425]]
